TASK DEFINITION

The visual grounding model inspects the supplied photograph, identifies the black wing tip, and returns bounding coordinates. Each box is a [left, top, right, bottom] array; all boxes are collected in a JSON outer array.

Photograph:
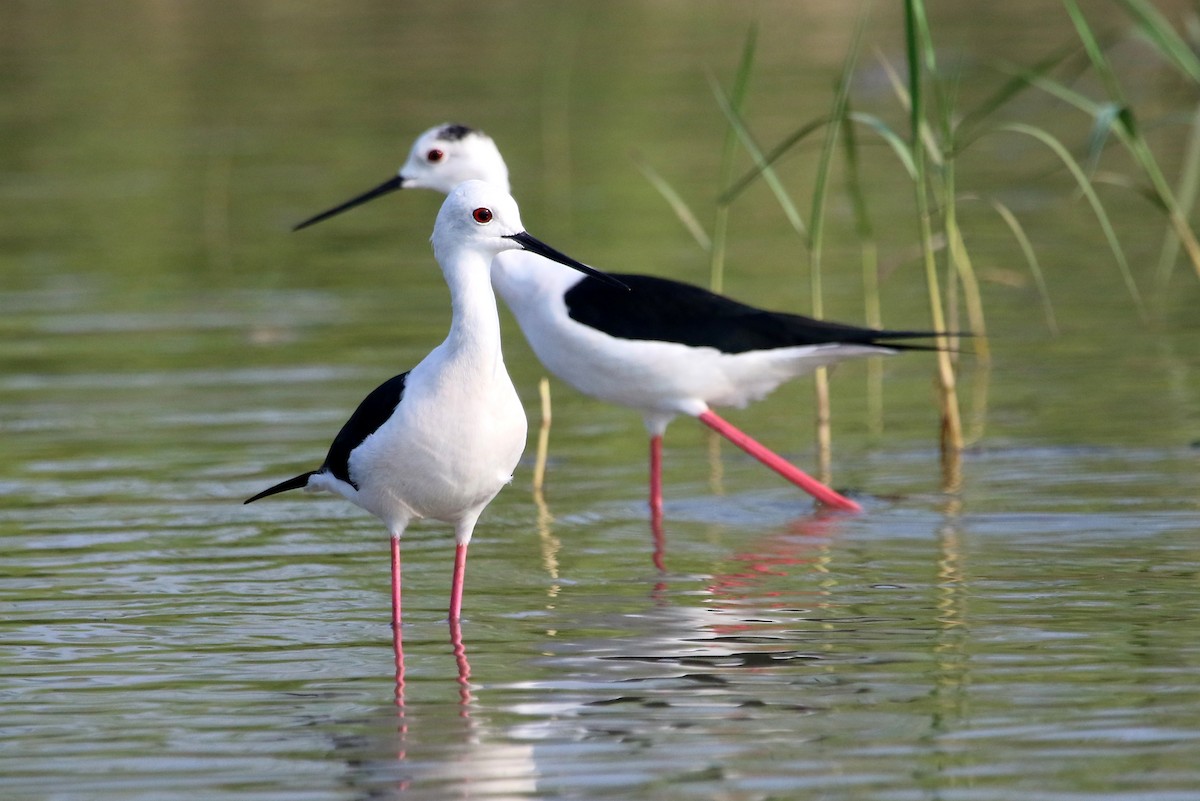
[[872, 329, 971, 340], [243, 471, 315, 504], [869, 330, 973, 353], [876, 342, 944, 353], [606, 274, 633, 291]]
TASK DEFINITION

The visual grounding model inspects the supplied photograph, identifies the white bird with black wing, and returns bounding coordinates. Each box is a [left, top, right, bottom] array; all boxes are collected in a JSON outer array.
[[246, 179, 623, 630], [292, 124, 947, 517]]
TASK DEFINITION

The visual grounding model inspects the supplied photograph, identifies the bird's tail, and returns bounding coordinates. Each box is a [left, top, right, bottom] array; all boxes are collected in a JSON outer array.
[[244, 471, 316, 504], [870, 329, 967, 353]]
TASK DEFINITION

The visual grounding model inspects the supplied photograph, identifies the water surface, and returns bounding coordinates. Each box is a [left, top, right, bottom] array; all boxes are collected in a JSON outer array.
[[3, 2, 1199, 799]]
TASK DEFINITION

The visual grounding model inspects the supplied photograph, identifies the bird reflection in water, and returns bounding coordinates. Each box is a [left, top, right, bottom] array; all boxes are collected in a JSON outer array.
[[391, 620, 473, 713]]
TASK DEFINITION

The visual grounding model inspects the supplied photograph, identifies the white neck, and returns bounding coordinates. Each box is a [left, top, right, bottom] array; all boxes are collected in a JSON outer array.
[[438, 248, 505, 369]]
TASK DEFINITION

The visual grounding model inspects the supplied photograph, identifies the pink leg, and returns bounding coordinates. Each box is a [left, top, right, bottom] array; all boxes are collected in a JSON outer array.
[[449, 614, 472, 711], [651, 508, 666, 573], [697, 410, 862, 513], [390, 536, 405, 700], [393, 648, 406, 709], [649, 435, 667, 570], [449, 543, 467, 621], [391, 536, 403, 628], [449, 544, 472, 710], [649, 435, 664, 519]]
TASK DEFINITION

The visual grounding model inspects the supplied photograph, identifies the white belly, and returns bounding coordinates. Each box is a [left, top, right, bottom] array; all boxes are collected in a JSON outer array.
[[348, 361, 527, 527], [499, 280, 883, 414]]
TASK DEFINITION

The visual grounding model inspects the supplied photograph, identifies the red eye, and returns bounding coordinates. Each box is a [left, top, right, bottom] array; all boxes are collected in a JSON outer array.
[[472, 207, 493, 224], [426, 149, 444, 163]]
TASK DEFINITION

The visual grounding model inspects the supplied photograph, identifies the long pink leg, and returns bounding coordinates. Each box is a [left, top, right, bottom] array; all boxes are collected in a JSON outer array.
[[448, 543, 472, 710], [650, 507, 666, 573], [449, 543, 467, 621], [391, 536, 403, 628], [390, 536, 405, 698], [649, 435, 664, 519], [697, 410, 862, 513], [449, 613, 472, 711], [649, 435, 667, 571]]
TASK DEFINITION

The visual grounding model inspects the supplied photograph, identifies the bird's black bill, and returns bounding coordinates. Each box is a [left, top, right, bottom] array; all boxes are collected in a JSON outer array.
[[243, 470, 315, 504], [505, 231, 629, 291], [293, 175, 404, 231]]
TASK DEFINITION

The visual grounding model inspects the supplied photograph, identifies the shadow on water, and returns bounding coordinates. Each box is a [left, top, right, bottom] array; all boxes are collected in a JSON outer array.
[[327, 513, 846, 799], [329, 500, 981, 799], [8, 442, 1195, 799], [325, 454, 1200, 798]]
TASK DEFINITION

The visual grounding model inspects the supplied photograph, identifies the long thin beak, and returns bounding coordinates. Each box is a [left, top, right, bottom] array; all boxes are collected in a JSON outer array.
[[292, 175, 404, 232], [504, 231, 629, 291]]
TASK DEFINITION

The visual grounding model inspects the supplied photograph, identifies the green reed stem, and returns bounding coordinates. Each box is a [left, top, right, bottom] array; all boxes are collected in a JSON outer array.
[[905, 0, 963, 458]]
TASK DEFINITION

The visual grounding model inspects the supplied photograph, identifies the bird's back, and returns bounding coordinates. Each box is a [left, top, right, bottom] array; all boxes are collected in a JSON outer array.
[[564, 274, 937, 353]]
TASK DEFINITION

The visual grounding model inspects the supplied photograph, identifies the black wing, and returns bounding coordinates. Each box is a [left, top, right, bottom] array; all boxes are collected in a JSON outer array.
[[321, 372, 409, 489], [564, 273, 941, 354]]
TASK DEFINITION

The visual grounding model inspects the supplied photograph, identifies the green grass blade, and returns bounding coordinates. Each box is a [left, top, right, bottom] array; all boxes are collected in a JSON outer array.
[[805, 6, 869, 477], [809, 9, 868, 317], [943, 168, 991, 362], [1065, 0, 1126, 101], [841, 111, 879, 326], [630, 152, 712, 252], [989, 199, 1060, 335], [1156, 102, 1200, 289], [956, 44, 1079, 146], [995, 61, 1103, 117], [842, 102, 886, 434], [709, 24, 759, 293], [719, 115, 830, 205], [905, 0, 964, 459], [908, 0, 938, 74], [1001, 122, 1147, 320], [904, 0, 943, 336], [1116, 108, 1200, 281], [709, 76, 808, 241], [1114, 0, 1200, 83], [1064, 0, 1200, 282], [876, 50, 943, 167], [848, 112, 917, 178], [842, 105, 878, 263]]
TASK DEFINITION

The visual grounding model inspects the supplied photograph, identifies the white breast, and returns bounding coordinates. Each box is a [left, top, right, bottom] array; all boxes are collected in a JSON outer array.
[[348, 343, 526, 528]]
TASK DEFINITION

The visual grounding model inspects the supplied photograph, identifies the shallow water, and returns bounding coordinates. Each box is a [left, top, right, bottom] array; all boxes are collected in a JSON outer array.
[[3, 2, 1200, 799]]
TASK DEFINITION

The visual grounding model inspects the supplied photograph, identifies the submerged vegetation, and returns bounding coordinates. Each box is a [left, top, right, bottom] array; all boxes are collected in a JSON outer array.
[[641, 0, 1200, 489]]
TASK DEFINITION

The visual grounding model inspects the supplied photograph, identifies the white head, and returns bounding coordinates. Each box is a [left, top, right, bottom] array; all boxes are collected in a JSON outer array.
[[432, 180, 625, 290], [432, 180, 524, 265], [399, 124, 510, 194], [293, 124, 510, 231]]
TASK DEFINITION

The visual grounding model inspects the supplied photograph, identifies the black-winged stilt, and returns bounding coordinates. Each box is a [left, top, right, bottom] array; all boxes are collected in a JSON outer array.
[[246, 180, 622, 636], [292, 124, 943, 517]]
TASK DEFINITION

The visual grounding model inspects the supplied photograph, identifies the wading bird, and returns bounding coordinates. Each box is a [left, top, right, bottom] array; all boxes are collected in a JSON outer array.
[[293, 124, 944, 518], [246, 180, 624, 635]]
